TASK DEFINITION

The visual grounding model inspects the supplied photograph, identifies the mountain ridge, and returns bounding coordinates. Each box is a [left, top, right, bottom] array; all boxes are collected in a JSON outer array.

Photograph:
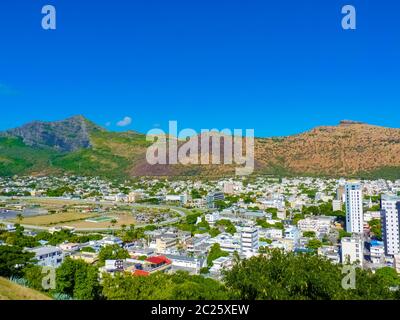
[[0, 116, 400, 179]]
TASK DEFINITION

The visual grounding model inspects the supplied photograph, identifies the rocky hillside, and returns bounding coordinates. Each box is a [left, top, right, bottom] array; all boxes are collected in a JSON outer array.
[[254, 121, 400, 178], [0, 116, 400, 179], [1, 115, 103, 152]]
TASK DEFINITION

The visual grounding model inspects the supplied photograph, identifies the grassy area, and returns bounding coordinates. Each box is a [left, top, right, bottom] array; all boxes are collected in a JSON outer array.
[[11, 211, 98, 226], [0, 277, 51, 300], [60, 212, 136, 228]]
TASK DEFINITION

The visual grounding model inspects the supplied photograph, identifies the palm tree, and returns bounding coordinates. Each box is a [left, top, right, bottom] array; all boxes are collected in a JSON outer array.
[[110, 219, 117, 236], [16, 213, 23, 224]]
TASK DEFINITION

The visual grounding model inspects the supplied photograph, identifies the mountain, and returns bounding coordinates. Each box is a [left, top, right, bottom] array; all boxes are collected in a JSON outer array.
[[1, 115, 103, 152], [0, 116, 400, 179]]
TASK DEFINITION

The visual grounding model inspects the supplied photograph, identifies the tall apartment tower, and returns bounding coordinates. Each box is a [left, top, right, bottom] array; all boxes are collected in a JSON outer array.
[[345, 181, 364, 234], [381, 194, 400, 256]]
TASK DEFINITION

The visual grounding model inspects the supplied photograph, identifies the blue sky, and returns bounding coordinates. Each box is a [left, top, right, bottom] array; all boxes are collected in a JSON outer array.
[[0, 0, 399, 137]]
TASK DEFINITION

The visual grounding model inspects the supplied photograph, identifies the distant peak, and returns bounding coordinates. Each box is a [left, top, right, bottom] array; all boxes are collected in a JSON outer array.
[[67, 114, 86, 121], [339, 120, 366, 126]]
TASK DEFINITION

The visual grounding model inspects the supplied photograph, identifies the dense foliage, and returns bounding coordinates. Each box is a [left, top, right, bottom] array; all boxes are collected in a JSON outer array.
[[102, 271, 230, 300], [224, 249, 395, 300]]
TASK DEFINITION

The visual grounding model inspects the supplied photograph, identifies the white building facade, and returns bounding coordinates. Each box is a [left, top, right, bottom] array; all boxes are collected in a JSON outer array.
[[240, 226, 259, 257], [381, 194, 400, 256], [345, 181, 364, 234], [341, 235, 363, 266]]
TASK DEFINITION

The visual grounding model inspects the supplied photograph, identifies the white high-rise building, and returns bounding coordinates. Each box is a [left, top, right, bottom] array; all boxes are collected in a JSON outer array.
[[345, 181, 364, 234], [341, 235, 364, 266], [241, 226, 259, 257], [381, 194, 400, 256]]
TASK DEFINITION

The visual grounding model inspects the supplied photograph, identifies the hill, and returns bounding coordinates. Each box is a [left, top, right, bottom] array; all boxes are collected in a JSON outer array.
[[0, 277, 51, 300], [0, 116, 400, 179]]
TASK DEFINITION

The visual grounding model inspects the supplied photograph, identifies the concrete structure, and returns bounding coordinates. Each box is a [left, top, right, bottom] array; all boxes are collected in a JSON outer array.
[[240, 225, 259, 257], [394, 254, 400, 273], [27, 246, 64, 268], [128, 191, 143, 203], [207, 233, 240, 253], [297, 216, 334, 235], [341, 235, 363, 266], [223, 183, 234, 194], [345, 181, 364, 234], [370, 241, 385, 264], [318, 245, 340, 264], [156, 236, 177, 254], [165, 254, 206, 274], [332, 199, 342, 212], [381, 194, 400, 256], [209, 256, 233, 276], [206, 192, 224, 209], [165, 194, 188, 205]]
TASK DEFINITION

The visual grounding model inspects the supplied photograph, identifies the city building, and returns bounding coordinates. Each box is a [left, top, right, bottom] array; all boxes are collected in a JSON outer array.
[[156, 236, 177, 254], [165, 254, 206, 274], [381, 194, 400, 256], [165, 194, 188, 205], [345, 181, 364, 234], [240, 225, 259, 257], [341, 235, 363, 266], [209, 256, 233, 276], [223, 183, 234, 194], [332, 199, 342, 212], [206, 192, 224, 209], [370, 240, 385, 264], [128, 191, 143, 203], [318, 245, 340, 264], [26, 246, 64, 268]]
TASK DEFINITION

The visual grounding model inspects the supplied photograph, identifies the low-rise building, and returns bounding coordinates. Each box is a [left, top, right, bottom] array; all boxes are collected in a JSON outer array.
[[209, 256, 233, 276], [165, 254, 206, 274], [341, 235, 364, 266], [156, 236, 177, 254], [318, 245, 340, 264], [27, 246, 64, 268]]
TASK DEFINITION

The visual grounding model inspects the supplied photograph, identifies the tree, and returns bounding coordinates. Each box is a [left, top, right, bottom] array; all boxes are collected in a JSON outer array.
[[375, 267, 400, 288], [98, 245, 129, 265], [223, 249, 394, 300], [303, 231, 316, 238], [209, 228, 221, 238], [186, 213, 201, 225], [207, 243, 229, 267], [369, 219, 382, 240], [215, 219, 237, 235], [102, 271, 229, 300], [306, 239, 322, 251], [0, 245, 34, 278], [16, 213, 23, 224], [110, 219, 117, 235], [23, 265, 45, 291], [56, 257, 101, 300]]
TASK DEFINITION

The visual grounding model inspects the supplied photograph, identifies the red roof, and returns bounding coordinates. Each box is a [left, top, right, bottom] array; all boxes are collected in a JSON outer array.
[[133, 269, 149, 276], [146, 256, 171, 265]]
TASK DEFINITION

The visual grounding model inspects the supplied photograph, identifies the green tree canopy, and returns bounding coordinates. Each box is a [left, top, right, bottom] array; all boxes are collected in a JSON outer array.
[[98, 245, 130, 265]]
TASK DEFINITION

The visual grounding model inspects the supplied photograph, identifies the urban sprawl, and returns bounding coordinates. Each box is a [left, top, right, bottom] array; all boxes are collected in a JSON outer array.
[[1, 175, 400, 296]]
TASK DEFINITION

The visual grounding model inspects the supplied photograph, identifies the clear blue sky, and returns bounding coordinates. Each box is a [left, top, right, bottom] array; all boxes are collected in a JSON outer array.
[[0, 0, 399, 137]]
